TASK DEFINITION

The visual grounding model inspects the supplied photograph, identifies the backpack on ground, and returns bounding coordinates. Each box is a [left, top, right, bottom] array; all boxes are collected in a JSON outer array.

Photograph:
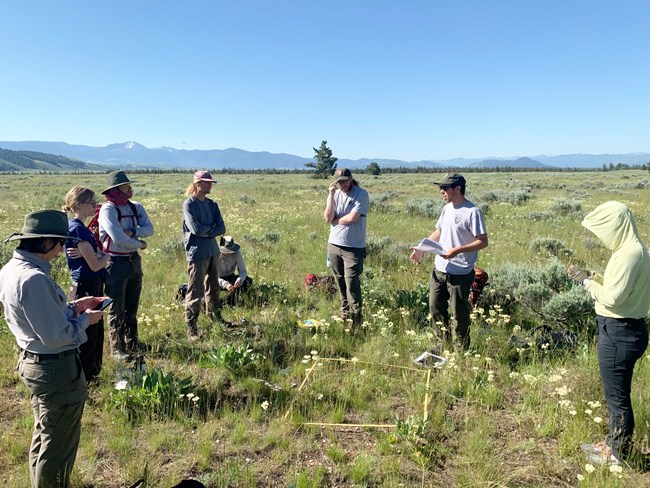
[[470, 266, 489, 307]]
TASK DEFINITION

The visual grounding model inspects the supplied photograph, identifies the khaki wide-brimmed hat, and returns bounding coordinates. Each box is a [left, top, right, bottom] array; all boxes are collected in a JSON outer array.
[[101, 170, 136, 194], [219, 236, 240, 254], [4, 210, 81, 242]]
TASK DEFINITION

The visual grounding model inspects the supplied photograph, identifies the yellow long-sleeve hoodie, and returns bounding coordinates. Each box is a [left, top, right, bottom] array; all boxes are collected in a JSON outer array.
[[582, 201, 650, 319]]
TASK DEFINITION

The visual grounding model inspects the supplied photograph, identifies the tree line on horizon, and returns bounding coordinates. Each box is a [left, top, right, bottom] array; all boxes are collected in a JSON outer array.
[[1, 143, 648, 176]]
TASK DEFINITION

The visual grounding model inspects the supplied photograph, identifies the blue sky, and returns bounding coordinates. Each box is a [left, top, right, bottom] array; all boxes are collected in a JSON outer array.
[[1, 0, 648, 161]]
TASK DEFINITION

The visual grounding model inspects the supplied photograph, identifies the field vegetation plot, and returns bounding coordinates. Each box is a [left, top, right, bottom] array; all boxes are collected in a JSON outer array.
[[1, 171, 650, 487]]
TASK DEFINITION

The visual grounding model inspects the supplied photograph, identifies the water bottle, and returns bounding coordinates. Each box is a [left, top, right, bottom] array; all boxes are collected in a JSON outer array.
[[326, 253, 330, 267]]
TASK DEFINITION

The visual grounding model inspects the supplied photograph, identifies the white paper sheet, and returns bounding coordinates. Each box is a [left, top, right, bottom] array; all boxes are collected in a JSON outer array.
[[413, 238, 447, 256]]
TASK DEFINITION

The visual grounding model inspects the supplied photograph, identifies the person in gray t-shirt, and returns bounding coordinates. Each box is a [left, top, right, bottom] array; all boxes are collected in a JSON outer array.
[[410, 173, 488, 350], [323, 168, 369, 327], [182, 170, 226, 339]]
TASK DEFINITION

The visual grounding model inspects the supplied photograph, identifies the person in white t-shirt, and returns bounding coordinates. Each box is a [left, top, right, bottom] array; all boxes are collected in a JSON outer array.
[[410, 173, 488, 350]]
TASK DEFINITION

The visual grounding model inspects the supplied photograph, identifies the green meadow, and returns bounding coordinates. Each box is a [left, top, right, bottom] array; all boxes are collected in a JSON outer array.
[[1, 170, 650, 487]]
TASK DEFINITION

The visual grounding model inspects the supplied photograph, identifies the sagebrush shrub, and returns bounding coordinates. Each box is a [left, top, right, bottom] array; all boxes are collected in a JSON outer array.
[[479, 259, 583, 329], [160, 236, 185, 257], [525, 211, 554, 221], [529, 238, 574, 258], [239, 194, 257, 204], [541, 286, 594, 331], [404, 198, 444, 219], [550, 198, 582, 216], [480, 189, 531, 206]]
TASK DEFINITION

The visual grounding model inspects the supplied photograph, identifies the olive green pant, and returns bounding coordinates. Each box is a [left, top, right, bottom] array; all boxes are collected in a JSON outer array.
[[429, 268, 475, 350], [328, 243, 365, 326], [18, 351, 87, 488]]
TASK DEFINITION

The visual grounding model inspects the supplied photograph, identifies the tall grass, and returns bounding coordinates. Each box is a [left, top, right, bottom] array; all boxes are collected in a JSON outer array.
[[0, 171, 649, 486]]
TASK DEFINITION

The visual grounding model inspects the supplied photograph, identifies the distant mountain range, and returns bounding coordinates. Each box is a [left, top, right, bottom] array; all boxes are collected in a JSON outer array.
[[0, 140, 648, 171], [0, 147, 104, 172]]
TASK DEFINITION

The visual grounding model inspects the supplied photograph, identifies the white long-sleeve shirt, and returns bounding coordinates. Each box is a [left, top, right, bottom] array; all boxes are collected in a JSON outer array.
[[98, 200, 154, 255]]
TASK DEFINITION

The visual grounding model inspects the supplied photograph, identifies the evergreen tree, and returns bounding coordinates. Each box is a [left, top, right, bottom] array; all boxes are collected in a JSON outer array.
[[366, 162, 381, 175], [305, 140, 337, 178]]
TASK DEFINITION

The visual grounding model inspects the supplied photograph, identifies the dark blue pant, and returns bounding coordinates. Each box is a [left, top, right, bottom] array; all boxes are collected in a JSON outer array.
[[596, 315, 648, 459], [74, 274, 104, 381]]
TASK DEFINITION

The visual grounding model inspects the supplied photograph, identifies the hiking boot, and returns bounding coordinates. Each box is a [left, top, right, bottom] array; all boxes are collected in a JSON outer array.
[[187, 324, 201, 341], [129, 341, 152, 353], [581, 442, 608, 456], [213, 315, 235, 328], [586, 451, 621, 467], [582, 442, 621, 466]]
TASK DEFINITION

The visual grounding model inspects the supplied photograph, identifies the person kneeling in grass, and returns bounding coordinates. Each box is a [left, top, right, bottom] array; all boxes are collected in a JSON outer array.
[[217, 236, 252, 306]]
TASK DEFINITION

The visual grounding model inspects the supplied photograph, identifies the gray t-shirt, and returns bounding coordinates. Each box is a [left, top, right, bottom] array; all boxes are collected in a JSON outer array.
[[327, 185, 369, 249], [434, 200, 487, 274]]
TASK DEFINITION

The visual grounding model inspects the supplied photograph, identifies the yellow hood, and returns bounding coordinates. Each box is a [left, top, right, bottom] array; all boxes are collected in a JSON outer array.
[[581, 201, 640, 251]]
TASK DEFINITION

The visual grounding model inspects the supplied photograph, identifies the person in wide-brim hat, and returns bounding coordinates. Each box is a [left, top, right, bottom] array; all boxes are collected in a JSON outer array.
[[4, 209, 81, 243], [101, 170, 136, 195], [219, 236, 240, 254], [217, 236, 252, 304], [0, 209, 103, 488]]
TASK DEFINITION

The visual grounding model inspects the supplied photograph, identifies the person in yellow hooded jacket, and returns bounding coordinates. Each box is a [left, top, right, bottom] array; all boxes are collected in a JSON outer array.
[[569, 201, 650, 466]]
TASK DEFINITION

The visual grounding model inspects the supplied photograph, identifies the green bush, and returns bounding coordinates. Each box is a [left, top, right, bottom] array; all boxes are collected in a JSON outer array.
[[239, 194, 257, 204], [540, 286, 594, 330], [550, 198, 583, 216], [404, 198, 444, 219], [525, 211, 554, 221], [513, 282, 552, 313], [109, 368, 194, 422], [159, 236, 185, 257], [480, 259, 574, 322], [480, 189, 531, 206], [203, 343, 260, 378], [529, 238, 574, 258]]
